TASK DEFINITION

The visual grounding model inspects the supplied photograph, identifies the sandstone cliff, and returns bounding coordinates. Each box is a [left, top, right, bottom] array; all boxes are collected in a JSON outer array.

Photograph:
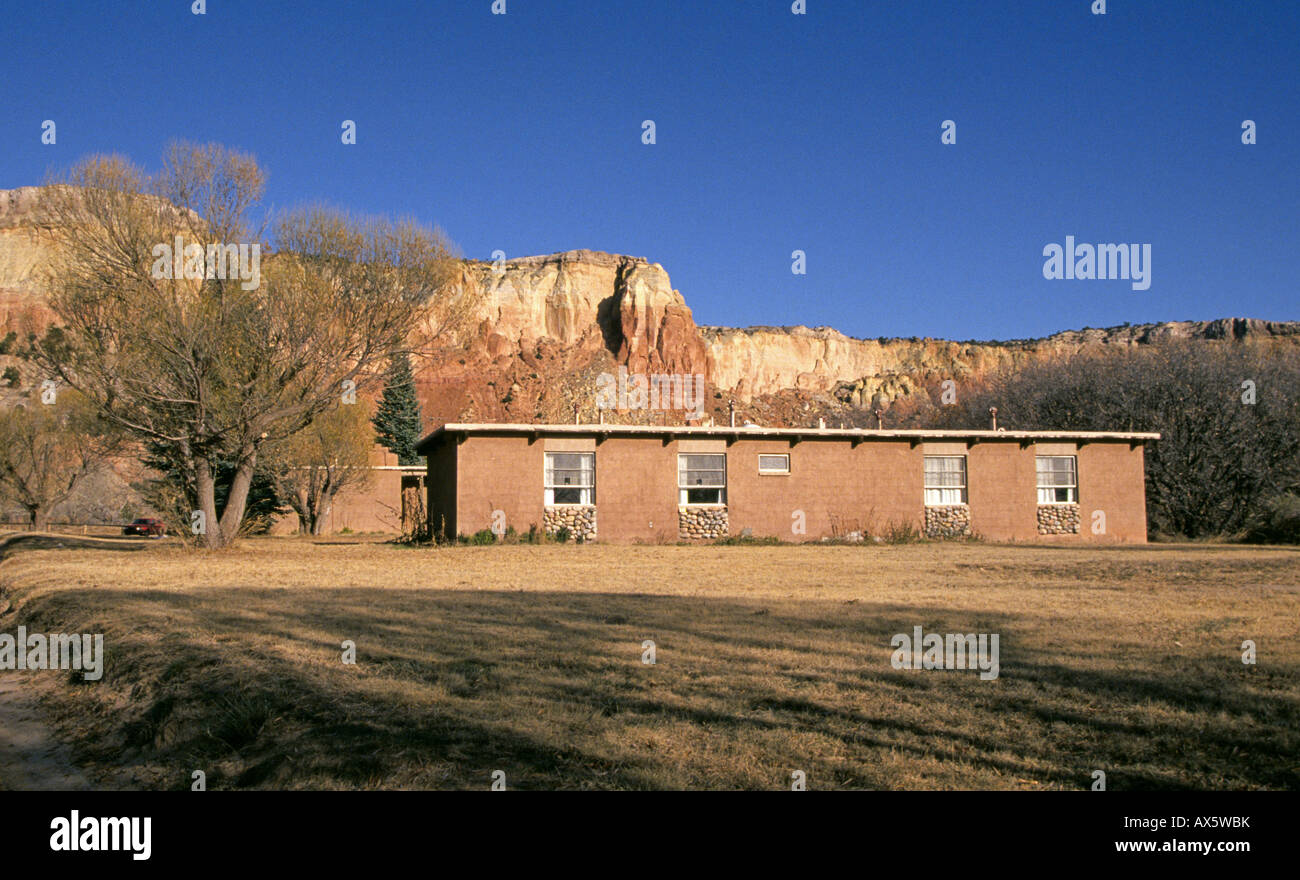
[[704, 318, 1300, 405], [416, 249, 710, 425], [0, 186, 63, 330], [2, 186, 1296, 430]]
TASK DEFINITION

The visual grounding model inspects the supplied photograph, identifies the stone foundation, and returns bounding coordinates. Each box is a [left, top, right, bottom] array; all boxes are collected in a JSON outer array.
[[679, 506, 728, 540], [924, 505, 971, 538], [1037, 504, 1080, 535], [544, 505, 596, 541]]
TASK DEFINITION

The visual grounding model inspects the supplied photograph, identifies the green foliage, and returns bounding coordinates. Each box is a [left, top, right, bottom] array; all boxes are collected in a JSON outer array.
[[137, 441, 288, 538], [554, 525, 572, 544], [372, 353, 424, 466], [1, 366, 18, 388], [0, 331, 16, 355]]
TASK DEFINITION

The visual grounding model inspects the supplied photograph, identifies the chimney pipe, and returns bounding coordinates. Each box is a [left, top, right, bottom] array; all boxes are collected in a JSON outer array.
[[989, 406, 998, 431], [729, 401, 736, 427], [574, 403, 580, 425], [874, 409, 884, 429], [599, 408, 605, 425], [817, 417, 825, 429]]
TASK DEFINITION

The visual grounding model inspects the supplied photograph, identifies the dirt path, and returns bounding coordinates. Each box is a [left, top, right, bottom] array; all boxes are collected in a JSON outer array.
[[0, 532, 152, 790], [0, 530, 153, 563], [0, 672, 92, 791]]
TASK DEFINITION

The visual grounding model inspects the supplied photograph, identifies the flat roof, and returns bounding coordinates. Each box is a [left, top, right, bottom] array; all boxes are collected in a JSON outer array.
[[416, 422, 1160, 451]]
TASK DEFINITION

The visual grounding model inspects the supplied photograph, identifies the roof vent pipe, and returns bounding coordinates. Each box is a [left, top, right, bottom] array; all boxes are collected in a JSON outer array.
[[874, 409, 884, 429], [989, 407, 998, 430], [817, 417, 825, 429], [729, 401, 736, 427], [574, 403, 580, 425]]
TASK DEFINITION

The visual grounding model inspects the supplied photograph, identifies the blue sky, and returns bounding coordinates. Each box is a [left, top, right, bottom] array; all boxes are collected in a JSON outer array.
[[4, 1, 1296, 341]]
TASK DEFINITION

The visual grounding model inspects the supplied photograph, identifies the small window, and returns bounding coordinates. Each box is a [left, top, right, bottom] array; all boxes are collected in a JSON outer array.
[[924, 455, 967, 505], [758, 453, 790, 474], [545, 452, 594, 505], [1036, 456, 1077, 504], [679, 453, 726, 505]]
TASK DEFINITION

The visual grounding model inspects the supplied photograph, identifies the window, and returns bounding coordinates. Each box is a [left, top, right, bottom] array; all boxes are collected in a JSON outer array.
[[758, 453, 790, 474], [924, 455, 967, 505], [545, 452, 594, 505], [679, 453, 726, 505], [1036, 456, 1077, 504]]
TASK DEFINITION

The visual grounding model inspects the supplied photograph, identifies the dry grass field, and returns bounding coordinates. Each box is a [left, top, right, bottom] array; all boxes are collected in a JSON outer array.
[[1, 536, 1297, 790]]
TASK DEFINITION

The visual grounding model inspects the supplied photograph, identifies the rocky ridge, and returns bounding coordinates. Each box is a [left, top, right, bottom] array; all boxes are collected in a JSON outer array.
[[2, 186, 1297, 430]]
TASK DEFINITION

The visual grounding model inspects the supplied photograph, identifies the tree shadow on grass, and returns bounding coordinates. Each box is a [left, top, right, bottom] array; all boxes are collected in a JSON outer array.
[[14, 586, 1299, 790]]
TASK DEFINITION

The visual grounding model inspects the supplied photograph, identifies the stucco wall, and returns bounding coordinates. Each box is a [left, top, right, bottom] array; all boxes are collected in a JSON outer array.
[[269, 468, 405, 535], [428, 432, 1150, 543]]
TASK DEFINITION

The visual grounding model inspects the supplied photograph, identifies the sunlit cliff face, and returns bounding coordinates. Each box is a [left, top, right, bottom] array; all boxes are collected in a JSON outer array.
[[3, 187, 1298, 426]]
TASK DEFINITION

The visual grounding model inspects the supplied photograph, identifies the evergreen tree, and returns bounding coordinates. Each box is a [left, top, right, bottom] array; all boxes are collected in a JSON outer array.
[[372, 353, 424, 465], [137, 441, 288, 537]]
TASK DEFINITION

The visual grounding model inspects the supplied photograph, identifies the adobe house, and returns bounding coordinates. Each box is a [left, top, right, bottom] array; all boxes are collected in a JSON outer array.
[[415, 423, 1159, 543], [268, 442, 427, 535]]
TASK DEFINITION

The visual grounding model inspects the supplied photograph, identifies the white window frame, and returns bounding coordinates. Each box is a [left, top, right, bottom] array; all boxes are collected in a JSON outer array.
[[678, 453, 726, 505], [758, 453, 790, 475], [545, 452, 595, 506], [1036, 455, 1078, 504], [923, 455, 967, 506]]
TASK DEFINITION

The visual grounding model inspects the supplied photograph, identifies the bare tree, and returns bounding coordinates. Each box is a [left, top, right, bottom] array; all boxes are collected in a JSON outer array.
[[263, 403, 375, 535], [895, 342, 1300, 539], [31, 142, 475, 548], [0, 391, 124, 529]]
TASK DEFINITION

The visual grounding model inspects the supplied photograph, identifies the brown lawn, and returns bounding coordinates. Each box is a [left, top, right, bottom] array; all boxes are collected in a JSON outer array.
[[1, 537, 1297, 790]]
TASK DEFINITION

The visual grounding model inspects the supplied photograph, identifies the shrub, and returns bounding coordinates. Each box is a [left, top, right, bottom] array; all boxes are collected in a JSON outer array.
[[1243, 493, 1300, 544], [877, 520, 922, 544]]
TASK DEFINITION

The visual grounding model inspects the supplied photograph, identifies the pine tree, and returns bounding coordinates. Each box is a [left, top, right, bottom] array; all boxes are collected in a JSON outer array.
[[138, 441, 288, 537], [372, 353, 424, 466]]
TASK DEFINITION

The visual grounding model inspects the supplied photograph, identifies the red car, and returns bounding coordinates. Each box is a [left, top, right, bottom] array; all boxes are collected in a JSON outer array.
[[123, 517, 167, 538]]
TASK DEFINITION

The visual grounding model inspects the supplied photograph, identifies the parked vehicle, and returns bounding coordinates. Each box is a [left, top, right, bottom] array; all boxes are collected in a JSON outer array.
[[123, 517, 166, 538]]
